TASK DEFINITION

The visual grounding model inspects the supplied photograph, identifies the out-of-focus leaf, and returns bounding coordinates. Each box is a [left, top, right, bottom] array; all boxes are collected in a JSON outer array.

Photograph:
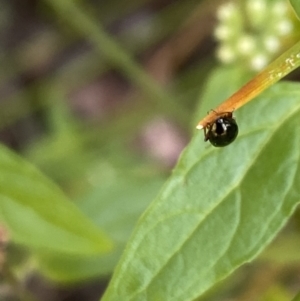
[[36, 175, 165, 282], [292, 291, 300, 301], [260, 233, 300, 263], [101, 68, 300, 301], [0, 145, 112, 255], [290, 0, 300, 19]]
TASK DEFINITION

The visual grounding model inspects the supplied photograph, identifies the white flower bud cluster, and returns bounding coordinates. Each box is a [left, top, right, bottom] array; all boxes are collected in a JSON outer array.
[[214, 0, 297, 71]]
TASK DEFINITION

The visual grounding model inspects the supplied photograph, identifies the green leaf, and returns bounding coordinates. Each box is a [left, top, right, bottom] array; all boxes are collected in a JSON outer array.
[[36, 175, 165, 282], [0, 144, 112, 255], [292, 291, 300, 301], [290, 0, 300, 19], [101, 68, 300, 301]]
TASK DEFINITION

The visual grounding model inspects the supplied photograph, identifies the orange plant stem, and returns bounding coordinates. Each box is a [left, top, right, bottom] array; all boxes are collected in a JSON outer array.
[[197, 41, 300, 129]]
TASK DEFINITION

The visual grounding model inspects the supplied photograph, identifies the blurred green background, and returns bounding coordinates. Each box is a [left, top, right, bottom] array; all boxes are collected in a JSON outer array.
[[0, 0, 300, 300]]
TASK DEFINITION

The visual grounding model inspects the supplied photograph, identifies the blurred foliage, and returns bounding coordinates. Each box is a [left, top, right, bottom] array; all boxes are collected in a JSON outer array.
[[0, 0, 299, 301]]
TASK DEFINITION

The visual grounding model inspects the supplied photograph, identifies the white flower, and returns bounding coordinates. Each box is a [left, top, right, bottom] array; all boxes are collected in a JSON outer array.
[[217, 2, 237, 20], [250, 54, 268, 70], [217, 46, 235, 63], [214, 25, 232, 40], [264, 36, 280, 53], [272, 2, 288, 16], [214, 0, 296, 71], [276, 20, 293, 35], [247, 0, 266, 13], [237, 35, 255, 54]]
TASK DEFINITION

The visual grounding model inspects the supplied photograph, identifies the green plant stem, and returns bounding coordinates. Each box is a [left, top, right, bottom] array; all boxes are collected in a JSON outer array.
[[43, 0, 191, 126]]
